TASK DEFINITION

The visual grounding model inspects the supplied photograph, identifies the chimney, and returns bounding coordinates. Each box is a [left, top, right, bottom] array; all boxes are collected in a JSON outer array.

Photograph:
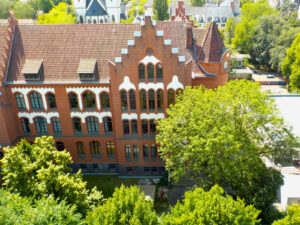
[[144, 15, 152, 27], [186, 22, 193, 47]]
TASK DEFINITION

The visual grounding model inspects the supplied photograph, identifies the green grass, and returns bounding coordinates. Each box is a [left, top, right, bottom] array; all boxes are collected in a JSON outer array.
[[83, 175, 141, 198]]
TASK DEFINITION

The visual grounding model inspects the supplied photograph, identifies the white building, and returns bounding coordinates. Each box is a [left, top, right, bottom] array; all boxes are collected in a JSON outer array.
[[74, 0, 123, 23]]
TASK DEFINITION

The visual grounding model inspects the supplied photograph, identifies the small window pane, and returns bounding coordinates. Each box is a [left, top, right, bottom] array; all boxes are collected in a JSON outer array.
[[139, 64, 145, 81], [129, 90, 136, 111], [147, 64, 154, 81], [101, 93, 110, 109], [52, 118, 61, 133], [69, 93, 78, 109], [131, 120, 137, 135], [156, 64, 163, 81], [86, 117, 99, 133], [121, 90, 128, 111], [123, 120, 130, 135], [142, 120, 148, 135], [47, 93, 57, 109], [21, 118, 30, 133], [16, 94, 26, 110], [125, 144, 131, 161], [73, 118, 81, 133]]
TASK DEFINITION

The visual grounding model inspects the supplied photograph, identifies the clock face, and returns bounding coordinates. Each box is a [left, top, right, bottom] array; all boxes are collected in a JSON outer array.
[[224, 61, 229, 71]]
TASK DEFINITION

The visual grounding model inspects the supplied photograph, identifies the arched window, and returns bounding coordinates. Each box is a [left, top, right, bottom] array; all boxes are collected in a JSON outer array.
[[77, 142, 85, 158], [51, 117, 61, 133], [142, 120, 148, 136], [83, 91, 96, 109], [21, 118, 30, 133], [123, 120, 130, 135], [157, 89, 163, 110], [129, 90, 136, 111], [139, 64, 145, 81], [120, 90, 128, 111], [15, 93, 26, 110], [34, 117, 47, 134], [86, 117, 99, 133], [80, 15, 83, 23], [140, 90, 146, 111], [150, 120, 156, 135], [131, 120, 137, 135], [147, 64, 154, 81], [47, 93, 57, 109], [104, 117, 112, 133], [72, 118, 81, 133], [88, 19, 91, 24], [107, 141, 115, 158], [69, 93, 78, 109], [156, 64, 163, 81], [93, 19, 97, 24], [148, 89, 155, 111], [112, 15, 115, 22], [30, 92, 43, 110], [101, 92, 110, 109], [168, 89, 175, 106], [100, 19, 103, 23], [90, 141, 101, 158], [56, 142, 64, 151]]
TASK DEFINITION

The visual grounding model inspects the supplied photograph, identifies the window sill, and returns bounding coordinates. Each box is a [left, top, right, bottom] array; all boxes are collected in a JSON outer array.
[[108, 155, 116, 159], [91, 155, 102, 159], [78, 154, 86, 159]]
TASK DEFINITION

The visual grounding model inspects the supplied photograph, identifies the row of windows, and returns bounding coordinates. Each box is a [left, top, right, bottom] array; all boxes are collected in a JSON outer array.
[[16, 92, 57, 111], [21, 117, 112, 135], [69, 92, 110, 110], [122, 119, 156, 136], [138, 63, 163, 81], [124, 144, 160, 162], [77, 141, 115, 159]]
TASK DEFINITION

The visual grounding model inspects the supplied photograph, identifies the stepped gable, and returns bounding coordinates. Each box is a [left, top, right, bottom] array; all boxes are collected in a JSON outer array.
[[198, 22, 225, 63]]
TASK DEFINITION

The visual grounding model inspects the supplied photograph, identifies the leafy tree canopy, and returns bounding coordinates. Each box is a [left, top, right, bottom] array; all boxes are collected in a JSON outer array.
[[190, 0, 205, 7], [153, 0, 169, 21], [86, 185, 159, 225], [282, 33, 300, 92], [36, 2, 76, 24], [12, 1, 36, 19], [0, 189, 84, 225], [232, 0, 278, 53], [156, 80, 299, 220], [0, 136, 102, 215], [0, 0, 14, 19], [272, 204, 300, 225], [224, 17, 235, 46], [122, 0, 146, 23], [161, 185, 260, 225]]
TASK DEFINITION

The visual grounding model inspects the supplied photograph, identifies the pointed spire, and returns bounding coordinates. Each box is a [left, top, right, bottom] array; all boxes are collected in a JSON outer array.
[[199, 22, 225, 63]]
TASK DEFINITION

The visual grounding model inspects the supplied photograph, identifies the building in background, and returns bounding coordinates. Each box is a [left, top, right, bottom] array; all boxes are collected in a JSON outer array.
[[0, 13, 230, 176]]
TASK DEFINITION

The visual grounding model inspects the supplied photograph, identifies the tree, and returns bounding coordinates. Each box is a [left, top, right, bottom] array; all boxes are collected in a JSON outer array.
[[36, 2, 76, 24], [0, 136, 102, 215], [12, 1, 36, 19], [161, 185, 260, 225], [282, 33, 300, 92], [0, 189, 84, 225], [190, 0, 205, 7], [0, 0, 14, 19], [250, 14, 285, 67], [86, 185, 159, 225], [273, 204, 300, 225], [224, 17, 235, 46], [38, 0, 54, 13], [232, 0, 278, 53], [156, 80, 299, 221], [153, 0, 169, 21], [121, 0, 146, 23]]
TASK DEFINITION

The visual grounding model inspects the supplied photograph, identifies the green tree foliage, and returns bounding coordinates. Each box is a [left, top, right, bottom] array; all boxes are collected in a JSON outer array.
[[250, 14, 286, 67], [0, 189, 84, 225], [36, 2, 76, 24], [0, 0, 14, 19], [282, 33, 300, 92], [156, 80, 299, 220], [240, 0, 254, 6], [191, 0, 205, 7], [224, 17, 235, 46], [0, 136, 102, 215], [161, 185, 260, 225], [233, 0, 278, 53], [270, 27, 300, 72], [12, 1, 36, 19], [153, 0, 169, 21], [273, 204, 300, 225], [38, 0, 54, 13], [86, 185, 159, 225], [121, 0, 146, 23]]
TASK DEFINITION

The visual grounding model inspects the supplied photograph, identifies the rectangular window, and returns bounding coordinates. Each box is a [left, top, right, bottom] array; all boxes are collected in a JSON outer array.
[[142, 120, 148, 136], [143, 145, 149, 161], [35, 117, 48, 134], [90, 141, 101, 159], [73, 118, 81, 133], [123, 120, 130, 135], [131, 120, 138, 135], [104, 117, 113, 133], [52, 118, 62, 133], [150, 120, 156, 135], [21, 118, 31, 134], [125, 144, 131, 162], [151, 144, 157, 161], [107, 141, 115, 158], [133, 144, 139, 162], [87, 117, 99, 133]]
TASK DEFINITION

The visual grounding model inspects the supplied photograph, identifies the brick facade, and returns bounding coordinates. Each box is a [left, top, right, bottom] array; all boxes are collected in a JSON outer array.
[[0, 13, 230, 176]]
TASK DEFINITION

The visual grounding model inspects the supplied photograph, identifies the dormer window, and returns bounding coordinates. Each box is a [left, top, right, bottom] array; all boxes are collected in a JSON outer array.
[[77, 59, 96, 80], [22, 59, 43, 81]]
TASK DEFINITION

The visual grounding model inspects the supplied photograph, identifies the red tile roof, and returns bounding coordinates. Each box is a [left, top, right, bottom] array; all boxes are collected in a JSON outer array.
[[0, 26, 8, 78]]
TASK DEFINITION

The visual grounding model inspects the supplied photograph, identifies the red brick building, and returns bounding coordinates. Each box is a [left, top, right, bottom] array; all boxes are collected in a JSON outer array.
[[0, 13, 230, 176]]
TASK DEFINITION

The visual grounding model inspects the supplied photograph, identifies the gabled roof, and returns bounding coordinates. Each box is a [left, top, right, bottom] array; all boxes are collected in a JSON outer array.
[[198, 22, 225, 63], [86, 0, 107, 16]]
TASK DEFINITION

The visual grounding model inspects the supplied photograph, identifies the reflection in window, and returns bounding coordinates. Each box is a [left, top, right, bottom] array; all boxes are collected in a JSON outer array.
[[83, 91, 96, 109], [101, 93, 110, 109]]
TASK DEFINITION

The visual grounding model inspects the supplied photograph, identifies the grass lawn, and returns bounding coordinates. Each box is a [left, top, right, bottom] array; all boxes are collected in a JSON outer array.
[[83, 174, 141, 198]]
